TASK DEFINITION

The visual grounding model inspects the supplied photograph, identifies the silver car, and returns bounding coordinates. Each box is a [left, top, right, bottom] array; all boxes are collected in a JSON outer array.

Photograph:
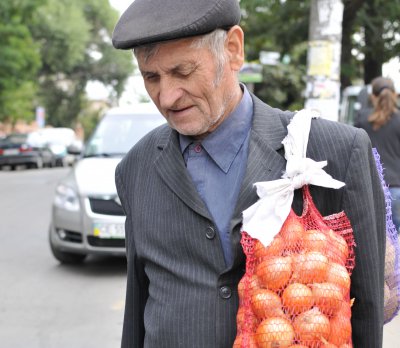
[[49, 104, 165, 263]]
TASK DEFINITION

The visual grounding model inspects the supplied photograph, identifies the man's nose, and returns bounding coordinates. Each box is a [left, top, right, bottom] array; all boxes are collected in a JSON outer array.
[[159, 78, 183, 109]]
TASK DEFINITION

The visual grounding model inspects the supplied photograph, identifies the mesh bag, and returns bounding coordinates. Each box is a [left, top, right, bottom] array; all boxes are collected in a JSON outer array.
[[234, 185, 356, 348], [372, 148, 400, 324]]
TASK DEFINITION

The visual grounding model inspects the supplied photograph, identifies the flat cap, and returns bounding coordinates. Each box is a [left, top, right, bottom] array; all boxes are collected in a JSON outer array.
[[112, 0, 241, 49]]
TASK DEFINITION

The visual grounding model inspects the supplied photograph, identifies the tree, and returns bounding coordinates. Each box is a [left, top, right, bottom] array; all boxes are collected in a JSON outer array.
[[356, 0, 400, 84], [239, 0, 310, 110], [340, 0, 364, 88], [31, 0, 134, 127], [239, 0, 400, 107], [0, 1, 43, 123]]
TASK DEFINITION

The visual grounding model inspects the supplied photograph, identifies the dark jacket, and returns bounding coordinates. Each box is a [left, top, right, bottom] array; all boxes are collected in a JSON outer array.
[[116, 94, 386, 348], [355, 110, 400, 187]]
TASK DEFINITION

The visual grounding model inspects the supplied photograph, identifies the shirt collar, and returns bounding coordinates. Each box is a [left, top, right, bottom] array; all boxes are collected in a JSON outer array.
[[179, 85, 253, 173]]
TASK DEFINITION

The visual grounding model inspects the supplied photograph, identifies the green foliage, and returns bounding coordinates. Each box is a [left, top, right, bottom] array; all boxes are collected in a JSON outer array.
[[0, 0, 134, 126], [34, 1, 91, 74], [240, 0, 310, 61], [240, 0, 400, 106], [0, 1, 42, 122], [355, 0, 400, 62], [31, 0, 134, 127], [0, 82, 38, 123], [240, 0, 310, 108], [254, 43, 308, 111], [350, 0, 400, 83], [3, 0, 397, 125]]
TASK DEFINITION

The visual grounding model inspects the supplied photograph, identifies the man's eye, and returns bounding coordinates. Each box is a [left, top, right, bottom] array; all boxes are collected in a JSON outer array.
[[173, 70, 194, 80], [174, 65, 197, 78], [178, 70, 191, 77], [144, 74, 159, 82]]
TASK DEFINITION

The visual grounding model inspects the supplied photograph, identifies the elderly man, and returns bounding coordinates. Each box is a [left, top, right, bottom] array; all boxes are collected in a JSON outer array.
[[112, 1, 386, 347]]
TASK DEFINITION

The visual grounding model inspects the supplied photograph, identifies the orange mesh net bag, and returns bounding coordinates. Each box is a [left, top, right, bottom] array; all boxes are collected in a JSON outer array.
[[235, 110, 355, 348], [235, 186, 356, 348]]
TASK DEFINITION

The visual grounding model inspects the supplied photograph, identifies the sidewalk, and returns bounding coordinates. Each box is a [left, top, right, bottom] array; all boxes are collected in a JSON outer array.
[[383, 313, 400, 347]]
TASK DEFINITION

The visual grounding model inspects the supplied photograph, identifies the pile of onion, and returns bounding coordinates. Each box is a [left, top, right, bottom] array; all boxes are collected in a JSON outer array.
[[236, 216, 353, 347]]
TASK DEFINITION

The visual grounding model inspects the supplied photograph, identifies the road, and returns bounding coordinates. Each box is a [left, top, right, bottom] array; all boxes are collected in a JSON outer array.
[[0, 167, 398, 347], [383, 313, 400, 347], [0, 168, 126, 348]]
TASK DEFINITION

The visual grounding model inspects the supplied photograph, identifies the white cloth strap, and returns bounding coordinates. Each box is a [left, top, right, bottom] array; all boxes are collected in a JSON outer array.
[[242, 109, 345, 247]]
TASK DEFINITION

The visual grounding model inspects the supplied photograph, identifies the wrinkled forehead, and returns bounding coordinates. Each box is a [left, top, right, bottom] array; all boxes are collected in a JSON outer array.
[[134, 36, 200, 63]]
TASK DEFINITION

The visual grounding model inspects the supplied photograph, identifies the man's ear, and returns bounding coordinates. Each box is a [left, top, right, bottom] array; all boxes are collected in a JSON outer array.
[[226, 25, 245, 72]]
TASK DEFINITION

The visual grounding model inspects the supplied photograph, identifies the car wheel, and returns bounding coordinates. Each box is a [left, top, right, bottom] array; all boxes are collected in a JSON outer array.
[[49, 228, 87, 264], [61, 158, 68, 167], [50, 158, 57, 168], [57, 158, 66, 167]]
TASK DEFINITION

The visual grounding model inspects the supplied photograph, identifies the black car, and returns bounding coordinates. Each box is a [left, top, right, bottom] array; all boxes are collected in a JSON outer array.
[[0, 133, 56, 170]]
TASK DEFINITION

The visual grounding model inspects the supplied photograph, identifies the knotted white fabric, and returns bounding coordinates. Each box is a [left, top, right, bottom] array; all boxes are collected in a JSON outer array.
[[242, 109, 345, 247]]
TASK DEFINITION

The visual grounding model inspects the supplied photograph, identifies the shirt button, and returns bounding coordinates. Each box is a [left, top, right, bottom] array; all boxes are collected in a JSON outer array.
[[194, 143, 202, 153], [219, 286, 232, 299], [205, 226, 216, 240]]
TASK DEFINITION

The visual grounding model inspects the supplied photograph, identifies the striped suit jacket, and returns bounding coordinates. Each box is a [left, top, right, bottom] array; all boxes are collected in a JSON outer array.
[[115, 94, 386, 348]]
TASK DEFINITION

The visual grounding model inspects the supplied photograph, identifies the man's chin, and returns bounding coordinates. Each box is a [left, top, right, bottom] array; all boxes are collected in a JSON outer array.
[[172, 125, 208, 138]]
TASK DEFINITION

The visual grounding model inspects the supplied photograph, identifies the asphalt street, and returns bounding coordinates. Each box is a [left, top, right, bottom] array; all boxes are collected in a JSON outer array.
[[0, 167, 127, 348]]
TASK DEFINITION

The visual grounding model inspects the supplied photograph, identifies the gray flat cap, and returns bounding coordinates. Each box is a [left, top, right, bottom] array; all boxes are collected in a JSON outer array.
[[112, 0, 241, 49]]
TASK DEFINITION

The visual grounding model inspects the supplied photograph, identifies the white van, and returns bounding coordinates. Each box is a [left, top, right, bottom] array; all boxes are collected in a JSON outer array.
[[49, 104, 165, 263]]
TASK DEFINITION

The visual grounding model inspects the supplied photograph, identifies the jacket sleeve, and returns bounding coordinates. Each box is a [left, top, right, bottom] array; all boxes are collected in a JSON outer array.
[[342, 128, 386, 347], [116, 163, 149, 348]]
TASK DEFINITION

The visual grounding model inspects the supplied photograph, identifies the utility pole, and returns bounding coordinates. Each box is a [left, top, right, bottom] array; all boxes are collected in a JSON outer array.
[[305, 0, 344, 121]]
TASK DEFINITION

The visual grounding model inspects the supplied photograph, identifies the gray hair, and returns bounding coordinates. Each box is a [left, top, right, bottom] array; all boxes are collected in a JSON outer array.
[[134, 29, 228, 85], [190, 29, 227, 84]]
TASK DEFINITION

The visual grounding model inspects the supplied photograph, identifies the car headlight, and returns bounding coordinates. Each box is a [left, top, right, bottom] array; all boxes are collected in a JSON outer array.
[[54, 184, 80, 211]]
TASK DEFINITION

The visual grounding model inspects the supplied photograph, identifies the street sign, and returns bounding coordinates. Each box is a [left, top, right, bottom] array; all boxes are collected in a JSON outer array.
[[35, 106, 46, 128]]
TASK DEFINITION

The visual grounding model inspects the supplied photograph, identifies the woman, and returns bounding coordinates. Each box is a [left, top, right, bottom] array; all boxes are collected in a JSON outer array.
[[356, 76, 400, 233]]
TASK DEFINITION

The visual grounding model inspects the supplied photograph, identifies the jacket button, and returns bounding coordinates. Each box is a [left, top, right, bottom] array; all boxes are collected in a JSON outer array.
[[205, 226, 216, 240], [219, 286, 232, 299]]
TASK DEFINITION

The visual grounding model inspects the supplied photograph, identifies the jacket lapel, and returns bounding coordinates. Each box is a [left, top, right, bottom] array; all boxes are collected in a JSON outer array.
[[233, 95, 289, 218], [231, 95, 291, 266], [154, 128, 212, 220]]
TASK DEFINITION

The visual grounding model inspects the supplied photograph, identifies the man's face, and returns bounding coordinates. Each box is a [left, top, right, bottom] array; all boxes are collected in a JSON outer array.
[[137, 36, 240, 139]]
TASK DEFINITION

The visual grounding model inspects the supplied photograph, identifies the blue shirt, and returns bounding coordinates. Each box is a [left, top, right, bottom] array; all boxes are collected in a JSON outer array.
[[179, 86, 253, 266]]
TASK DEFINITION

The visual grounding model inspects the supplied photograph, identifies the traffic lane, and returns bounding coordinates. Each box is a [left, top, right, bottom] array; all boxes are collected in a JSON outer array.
[[0, 168, 127, 348], [1, 256, 126, 348]]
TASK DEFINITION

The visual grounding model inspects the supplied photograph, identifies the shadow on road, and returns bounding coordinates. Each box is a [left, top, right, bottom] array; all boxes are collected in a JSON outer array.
[[54, 255, 127, 277]]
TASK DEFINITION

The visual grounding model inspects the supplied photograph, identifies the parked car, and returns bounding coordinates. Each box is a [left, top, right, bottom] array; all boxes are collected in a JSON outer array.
[[49, 104, 166, 263], [0, 133, 56, 170], [29, 127, 83, 167]]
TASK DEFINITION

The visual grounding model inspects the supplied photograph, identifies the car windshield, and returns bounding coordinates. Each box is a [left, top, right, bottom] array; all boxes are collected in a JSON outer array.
[[83, 113, 165, 157]]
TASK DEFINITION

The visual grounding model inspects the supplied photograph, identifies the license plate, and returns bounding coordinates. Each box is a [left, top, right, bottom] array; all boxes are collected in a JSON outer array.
[[3, 149, 19, 155], [93, 222, 125, 239]]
